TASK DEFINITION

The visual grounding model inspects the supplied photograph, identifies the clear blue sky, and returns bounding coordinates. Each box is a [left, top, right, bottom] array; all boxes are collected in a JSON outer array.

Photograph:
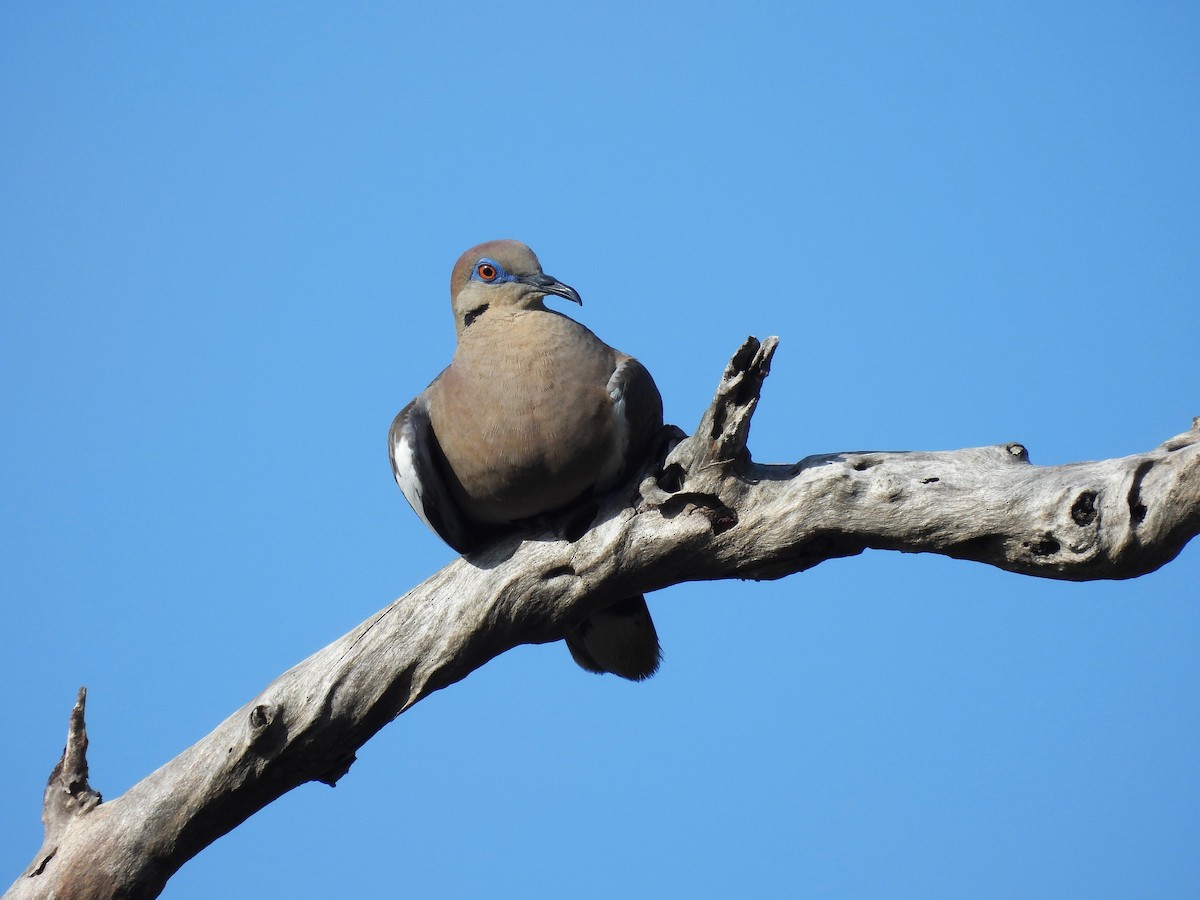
[[3, 3, 1198, 897]]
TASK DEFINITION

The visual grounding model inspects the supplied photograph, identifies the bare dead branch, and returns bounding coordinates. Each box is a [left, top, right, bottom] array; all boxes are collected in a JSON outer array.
[[7, 337, 1198, 899], [20, 689, 102, 885]]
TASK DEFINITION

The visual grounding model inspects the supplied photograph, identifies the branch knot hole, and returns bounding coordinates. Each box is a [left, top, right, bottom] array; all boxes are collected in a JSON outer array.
[[1071, 491, 1098, 527], [658, 491, 738, 534], [248, 703, 287, 758], [1028, 535, 1061, 557], [249, 704, 274, 730], [1127, 460, 1152, 528], [657, 462, 686, 494]]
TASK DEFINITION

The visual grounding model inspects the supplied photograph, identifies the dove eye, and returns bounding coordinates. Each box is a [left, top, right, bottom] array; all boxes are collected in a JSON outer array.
[[476, 263, 498, 281]]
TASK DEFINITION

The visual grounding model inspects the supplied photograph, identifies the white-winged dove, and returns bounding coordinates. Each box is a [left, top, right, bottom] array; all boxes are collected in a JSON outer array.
[[390, 240, 663, 680]]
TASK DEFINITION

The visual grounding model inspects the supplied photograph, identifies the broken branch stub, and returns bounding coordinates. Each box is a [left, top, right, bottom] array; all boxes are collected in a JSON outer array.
[[7, 338, 1198, 900]]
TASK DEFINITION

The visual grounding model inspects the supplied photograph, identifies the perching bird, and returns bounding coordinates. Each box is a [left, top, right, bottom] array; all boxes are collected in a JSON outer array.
[[389, 240, 663, 680]]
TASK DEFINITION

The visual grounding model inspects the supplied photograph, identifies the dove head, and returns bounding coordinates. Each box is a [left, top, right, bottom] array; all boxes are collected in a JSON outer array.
[[449, 240, 581, 332]]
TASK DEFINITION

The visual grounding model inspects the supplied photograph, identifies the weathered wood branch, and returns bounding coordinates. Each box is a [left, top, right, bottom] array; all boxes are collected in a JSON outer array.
[[8, 337, 1199, 899]]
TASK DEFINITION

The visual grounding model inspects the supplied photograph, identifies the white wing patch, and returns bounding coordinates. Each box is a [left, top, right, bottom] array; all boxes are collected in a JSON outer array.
[[391, 421, 437, 535], [596, 361, 633, 491]]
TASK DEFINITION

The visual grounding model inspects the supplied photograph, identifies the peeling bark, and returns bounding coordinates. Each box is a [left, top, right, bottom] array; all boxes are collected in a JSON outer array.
[[7, 337, 1198, 899]]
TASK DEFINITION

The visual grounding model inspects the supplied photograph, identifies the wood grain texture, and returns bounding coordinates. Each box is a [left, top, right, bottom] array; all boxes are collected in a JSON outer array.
[[8, 336, 1198, 899]]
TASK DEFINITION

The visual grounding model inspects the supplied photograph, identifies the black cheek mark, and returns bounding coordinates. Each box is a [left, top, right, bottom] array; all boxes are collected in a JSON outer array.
[[463, 304, 489, 328]]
